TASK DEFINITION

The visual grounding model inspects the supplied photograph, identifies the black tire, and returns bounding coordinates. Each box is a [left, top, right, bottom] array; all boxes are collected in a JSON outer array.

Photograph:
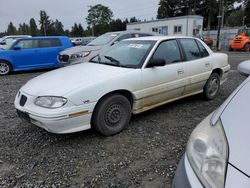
[[92, 94, 131, 136], [244, 44, 250, 52], [0, 61, 11, 75], [203, 72, 220, 100], [228, 46, 233, 51]]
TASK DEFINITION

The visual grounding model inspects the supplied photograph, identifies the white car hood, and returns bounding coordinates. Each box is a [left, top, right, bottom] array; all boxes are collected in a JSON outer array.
[[21, 63, 132, 96], [220, 79, 250, 177]]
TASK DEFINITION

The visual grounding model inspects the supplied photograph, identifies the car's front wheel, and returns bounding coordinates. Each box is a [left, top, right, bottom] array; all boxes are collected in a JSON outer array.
[[203, 72, 220, 100], [244, 44, 250, 52], [92, 94, 131, 136], [0, 61, 11, 75]]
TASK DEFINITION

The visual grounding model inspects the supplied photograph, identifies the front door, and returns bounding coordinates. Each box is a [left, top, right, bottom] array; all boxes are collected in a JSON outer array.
[[141, 39, 187, 111]]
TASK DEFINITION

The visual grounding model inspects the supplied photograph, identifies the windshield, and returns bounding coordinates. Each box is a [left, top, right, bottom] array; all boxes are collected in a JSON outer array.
[[87, 33, 119, 46], [91, 40, 155, 68], [1, 38, 17, 50], [238, 29, 250, 36]]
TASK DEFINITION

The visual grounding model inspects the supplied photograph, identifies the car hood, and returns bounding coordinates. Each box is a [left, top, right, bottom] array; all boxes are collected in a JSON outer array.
[[60, 45, 103, 55], [219, 79, 250, 177], [21, 63, 133, 96]]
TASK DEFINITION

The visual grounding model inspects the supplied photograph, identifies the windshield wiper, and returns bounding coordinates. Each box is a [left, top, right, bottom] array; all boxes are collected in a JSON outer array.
[[104, 55, 121, 67]]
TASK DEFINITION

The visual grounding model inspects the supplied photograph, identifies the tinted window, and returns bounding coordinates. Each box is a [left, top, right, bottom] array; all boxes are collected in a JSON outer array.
[[117, 34, 132, 42], [179, 39, 200, 61], [17, 39, 39, 49], [138, 33, 152, 37], [196, 40, 209, 57], [152, 40, 181, 64], [39, 38, 61, 48]]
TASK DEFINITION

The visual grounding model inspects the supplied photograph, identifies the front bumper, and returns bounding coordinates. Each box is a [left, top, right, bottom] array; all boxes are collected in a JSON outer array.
[[15, 90, 95, 134]]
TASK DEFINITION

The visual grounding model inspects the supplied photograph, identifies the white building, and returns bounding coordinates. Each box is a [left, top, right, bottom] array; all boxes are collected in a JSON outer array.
[[126, 15, 203, 37]]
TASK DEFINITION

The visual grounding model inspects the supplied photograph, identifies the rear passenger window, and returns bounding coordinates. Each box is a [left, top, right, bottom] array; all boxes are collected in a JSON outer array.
[[39, 38, 61, 48], [196, 40, 209, 57], [17, 39, 39, 49], [152, 40, 181, 64], [116, 34, 132, 42], [179, 39, 200, 61]]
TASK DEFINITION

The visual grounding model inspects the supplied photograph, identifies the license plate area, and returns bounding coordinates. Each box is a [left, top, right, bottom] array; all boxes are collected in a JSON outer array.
[[17, 110, 30, 122]]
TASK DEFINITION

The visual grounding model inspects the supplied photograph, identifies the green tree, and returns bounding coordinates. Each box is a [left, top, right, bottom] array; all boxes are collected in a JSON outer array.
[[110, 19, 126, 31], [7, 22, 17, 35], [86, 4, 113, 36], [245, 0, 250, 25], [29, 18, 39, 36], [53, 19, 64, 35], [70, 23, 84, 37], [225, 7, 244, 26], [39, 10, 53, 36], [18, 23, 29, 35]]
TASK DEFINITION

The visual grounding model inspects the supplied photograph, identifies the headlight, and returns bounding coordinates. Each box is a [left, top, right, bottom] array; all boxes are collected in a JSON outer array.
[[70, 51, 90, 59], [35, 96, 67, 108], [187, 114, 228, 188]]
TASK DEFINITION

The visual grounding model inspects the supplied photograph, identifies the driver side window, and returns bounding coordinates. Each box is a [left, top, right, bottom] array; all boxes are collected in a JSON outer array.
[[152, 40, 181, 64]]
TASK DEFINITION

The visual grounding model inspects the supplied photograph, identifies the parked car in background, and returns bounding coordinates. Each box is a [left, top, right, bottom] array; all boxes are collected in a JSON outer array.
[[0, 35, 31, 50], [0, 36, 72, 75], [71, 38, 83, 46], [173, 60, 250, 188], [58, 31, 158, 66], [15, 36, 230, 136], [70, 37, 96, 46]]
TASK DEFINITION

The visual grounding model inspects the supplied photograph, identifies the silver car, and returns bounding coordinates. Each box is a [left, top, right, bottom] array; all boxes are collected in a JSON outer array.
[[58, 31, 157, 66], [173, 60, 250, 188]]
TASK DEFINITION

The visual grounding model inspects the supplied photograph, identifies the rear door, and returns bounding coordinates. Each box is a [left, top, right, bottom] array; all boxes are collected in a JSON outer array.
[[37, 38, 63, 68], [178, 38, 212, 95], [11, 39, 40, 69], [141, 39, 187, 110]]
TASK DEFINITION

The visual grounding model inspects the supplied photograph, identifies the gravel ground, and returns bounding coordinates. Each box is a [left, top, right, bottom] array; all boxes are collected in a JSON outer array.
[[0, 52, 249, 188]]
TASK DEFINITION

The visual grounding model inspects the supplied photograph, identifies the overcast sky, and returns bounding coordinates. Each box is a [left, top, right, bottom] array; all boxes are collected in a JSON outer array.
[[0, 0, 160, 32]]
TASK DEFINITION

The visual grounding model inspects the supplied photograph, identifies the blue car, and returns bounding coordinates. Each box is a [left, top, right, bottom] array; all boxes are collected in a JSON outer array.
[[0, 36, 72, 75]]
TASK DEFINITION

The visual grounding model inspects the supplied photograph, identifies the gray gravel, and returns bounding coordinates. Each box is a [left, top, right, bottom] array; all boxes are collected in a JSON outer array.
[[0, 52, 249, 188]]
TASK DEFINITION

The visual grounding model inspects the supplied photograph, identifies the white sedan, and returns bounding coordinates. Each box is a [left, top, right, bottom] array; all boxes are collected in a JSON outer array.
[[173, 60, 250, 188], [15, 36, 230, 136]]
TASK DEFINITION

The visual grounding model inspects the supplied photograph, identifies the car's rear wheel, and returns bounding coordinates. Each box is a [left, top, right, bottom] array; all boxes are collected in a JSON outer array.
[[92, 94, 131, 136], [203, 72, 220, 100], [0, 61, 11, 75], [244, 44, 250, 52]]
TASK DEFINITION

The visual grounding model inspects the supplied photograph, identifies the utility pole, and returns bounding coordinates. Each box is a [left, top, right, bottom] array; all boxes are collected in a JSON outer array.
[[216, 0, 223, 50]]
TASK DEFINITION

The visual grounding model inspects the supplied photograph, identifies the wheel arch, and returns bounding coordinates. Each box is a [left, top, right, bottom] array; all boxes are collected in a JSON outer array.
[[91, 89, 134, 123], [0, 59, 13, 69], [211, 68, 223, 78]]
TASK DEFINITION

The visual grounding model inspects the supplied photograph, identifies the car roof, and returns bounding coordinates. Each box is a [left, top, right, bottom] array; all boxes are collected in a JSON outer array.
[[106, 30, 158, 36], [123, 36, 197, 41], [16, 36, 69, 40]]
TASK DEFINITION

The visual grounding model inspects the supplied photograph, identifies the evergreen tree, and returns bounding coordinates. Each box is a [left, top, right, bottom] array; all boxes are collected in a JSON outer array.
[[39, 10, 53, 36], [6, 22, 17, 35], [245, 0, 250, 26], [29, 18, 38, 36], [53, 19, 64, 35]]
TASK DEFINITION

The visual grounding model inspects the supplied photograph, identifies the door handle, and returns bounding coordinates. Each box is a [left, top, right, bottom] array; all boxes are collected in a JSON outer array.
[[177, 70, 184, 75], [205, 63, 210, 67]]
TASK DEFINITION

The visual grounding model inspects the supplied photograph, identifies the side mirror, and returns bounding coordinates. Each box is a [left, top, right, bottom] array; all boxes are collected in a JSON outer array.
[[0, 41, 6, 45], [238, 60, 250, 76], [147, 58, 166, 68], [14, 45, 21, 50]]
